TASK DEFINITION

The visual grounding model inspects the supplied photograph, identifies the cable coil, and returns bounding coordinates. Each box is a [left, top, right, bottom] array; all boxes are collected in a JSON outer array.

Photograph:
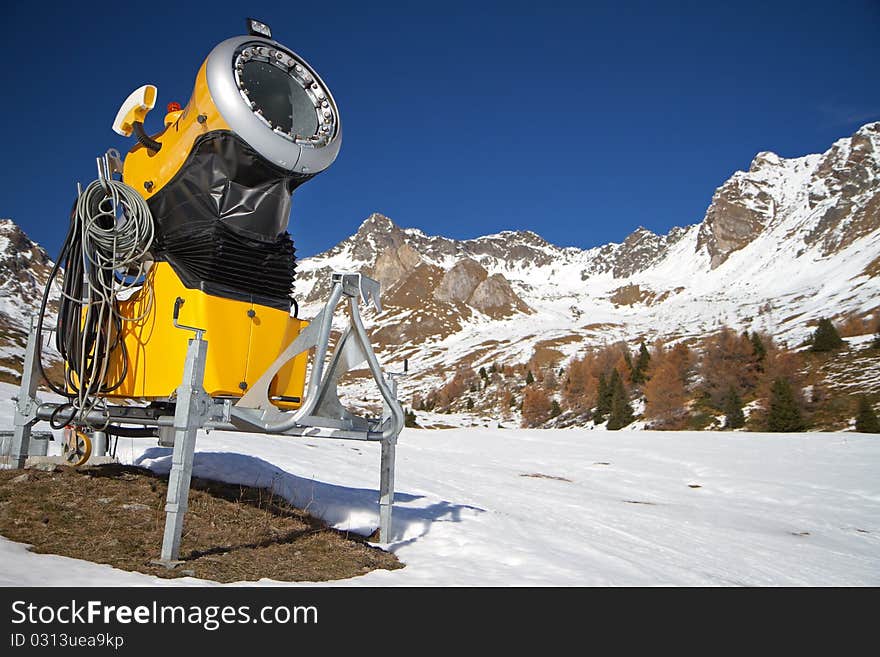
[[37, 177, 155, 429]]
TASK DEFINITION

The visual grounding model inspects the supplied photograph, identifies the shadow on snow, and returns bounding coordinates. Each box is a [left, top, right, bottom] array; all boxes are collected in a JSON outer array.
[[134, 447, 483, 545]]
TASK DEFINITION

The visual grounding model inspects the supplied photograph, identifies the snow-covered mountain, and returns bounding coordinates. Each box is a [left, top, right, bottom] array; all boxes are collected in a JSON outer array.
[[0, 219, 56, 381], [1, 123, 878, 400], [296, 122, 880, 401]]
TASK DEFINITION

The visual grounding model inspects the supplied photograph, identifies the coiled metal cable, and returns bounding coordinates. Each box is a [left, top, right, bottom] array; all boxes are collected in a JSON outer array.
[[46, 178, 155, 428], [76, 178, 154, 284]]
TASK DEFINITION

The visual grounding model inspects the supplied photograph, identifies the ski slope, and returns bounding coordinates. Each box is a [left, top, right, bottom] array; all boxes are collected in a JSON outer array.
[[1, 384, 877, 586]]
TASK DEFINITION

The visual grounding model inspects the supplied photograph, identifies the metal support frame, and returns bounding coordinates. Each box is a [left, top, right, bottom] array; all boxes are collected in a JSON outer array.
[[230, 272, 404, 442], [10, 317, 40, 469], [379, 377, 399, 543], [379, 438, 396, 543], [10, 271, 406, 564], [157, 335, 210, 565]]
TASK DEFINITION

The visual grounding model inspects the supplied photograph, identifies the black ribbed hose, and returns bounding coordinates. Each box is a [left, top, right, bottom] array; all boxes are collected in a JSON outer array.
[[132, 121, 162, 152]]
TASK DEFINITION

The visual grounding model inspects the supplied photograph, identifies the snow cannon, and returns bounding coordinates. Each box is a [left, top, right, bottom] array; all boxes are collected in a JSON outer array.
[[100, 18, 343, 403], [10, 19, 404, 565]]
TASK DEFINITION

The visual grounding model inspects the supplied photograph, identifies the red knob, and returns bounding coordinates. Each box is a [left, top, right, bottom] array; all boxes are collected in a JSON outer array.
[[167, 102, 181, 112]]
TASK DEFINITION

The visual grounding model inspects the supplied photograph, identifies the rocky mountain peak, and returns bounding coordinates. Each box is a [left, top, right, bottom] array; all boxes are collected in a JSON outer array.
[[342, 212, 408, 263], [805, 121, 880, 255], [356, 212, 400, 236], [0, 220, 56, 375], [613, 227, 665, 278], [696, 179, 773, 269], [0, 219, 54, 315], [749, 151, 782, 172], [697, 122, 880, 268], [492, 229, 551, 248]]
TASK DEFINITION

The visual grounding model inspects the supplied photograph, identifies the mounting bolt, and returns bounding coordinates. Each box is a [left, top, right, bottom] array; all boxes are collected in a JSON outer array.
[[197, 114, 207, 124], [239, 381, 248, 390], [144, 181, 154, 191], [247, 309, 256, 318]]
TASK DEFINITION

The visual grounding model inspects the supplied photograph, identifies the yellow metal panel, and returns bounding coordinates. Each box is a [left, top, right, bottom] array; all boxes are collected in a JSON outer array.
[[101, 263, 308, 408], [121, 61, 231, 199]]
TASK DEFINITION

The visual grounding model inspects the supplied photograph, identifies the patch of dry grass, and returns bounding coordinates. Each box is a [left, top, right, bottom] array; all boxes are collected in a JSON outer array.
[[0, 464, 402, 583]]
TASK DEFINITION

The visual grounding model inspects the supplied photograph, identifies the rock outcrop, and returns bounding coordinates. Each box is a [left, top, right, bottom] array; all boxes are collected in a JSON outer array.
[[468, 274, 531, 318], [434, 259, 487, 304]]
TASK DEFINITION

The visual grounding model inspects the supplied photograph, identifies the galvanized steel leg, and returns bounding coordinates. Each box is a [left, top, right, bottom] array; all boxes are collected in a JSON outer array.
[[158, 336, 208, 565], [378, 374, 399, 543], [11, 317, 40, 469], [379, 437, 396, 543]]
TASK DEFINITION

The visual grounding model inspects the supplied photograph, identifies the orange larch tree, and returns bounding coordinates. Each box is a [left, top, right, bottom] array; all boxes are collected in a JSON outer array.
[[521, 386, 552, 428]]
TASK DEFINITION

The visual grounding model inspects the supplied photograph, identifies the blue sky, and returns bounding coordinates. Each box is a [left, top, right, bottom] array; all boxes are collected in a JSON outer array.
[[1, 1, 878, 258]]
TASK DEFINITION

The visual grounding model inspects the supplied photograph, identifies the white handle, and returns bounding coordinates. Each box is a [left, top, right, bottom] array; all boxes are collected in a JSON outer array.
[[112, 85, 158, 137]]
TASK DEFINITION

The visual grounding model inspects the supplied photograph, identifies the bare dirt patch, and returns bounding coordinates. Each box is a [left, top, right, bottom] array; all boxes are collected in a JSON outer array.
[[863, 254, 880, 279], [609, 284, 657, 307], [580, 322, 623, 332], [0, 464, 402, 583]]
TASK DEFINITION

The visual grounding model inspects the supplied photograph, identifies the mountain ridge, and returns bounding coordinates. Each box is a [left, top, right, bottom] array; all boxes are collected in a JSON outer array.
[[1, 123, 878, 406], [293, 122, 879, 406]]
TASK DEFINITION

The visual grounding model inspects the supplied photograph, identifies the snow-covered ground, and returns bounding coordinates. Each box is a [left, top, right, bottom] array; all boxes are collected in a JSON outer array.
[[1, 384, 877, 586]]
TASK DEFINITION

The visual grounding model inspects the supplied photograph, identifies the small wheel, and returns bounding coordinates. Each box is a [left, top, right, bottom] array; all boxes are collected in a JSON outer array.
[[62, 426, 92, 466]]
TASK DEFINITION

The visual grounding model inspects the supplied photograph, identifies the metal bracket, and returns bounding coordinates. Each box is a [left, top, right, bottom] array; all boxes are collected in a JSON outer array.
[[234, 271, 403, 440], [9, 317, 42, 468], [333, 272, 383, 313], [96, 148, 124, 197]]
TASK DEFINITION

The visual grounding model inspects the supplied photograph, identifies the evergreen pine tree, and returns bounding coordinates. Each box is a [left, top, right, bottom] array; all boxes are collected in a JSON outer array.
[[466, 397, 474, 410], [631, 342, 651, 384], [623, 349, 633, 376], [766, 378, 806, 432], [609, 368, 623, 394], [550, 399, 562, 418], [525, 370, 535, 385], [750, 332, 766, 365], [722, 386, 745, 429], [810, 318, 844, 352], [594, 372, 612, 422], [855, 396, 880, 433], [479, 366, 488, 380], [404, 408, 419, 428], [607, 374, 634, 430], [508, 393, 516, 408]]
